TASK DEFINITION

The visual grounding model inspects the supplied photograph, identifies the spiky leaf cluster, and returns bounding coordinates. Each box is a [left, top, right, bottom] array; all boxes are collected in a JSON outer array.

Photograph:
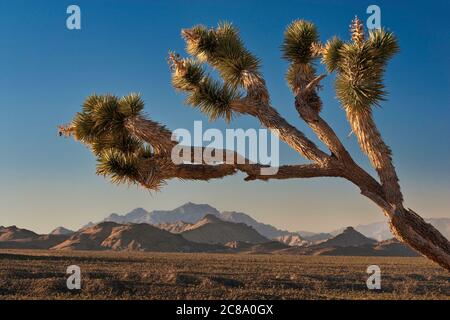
[[368, 29, 400, 63], [73, 94, 144, 150], [282, 20, 319, 65], [324, 26, 399, 112], [282, 20, 320, 90], [171, 58, 241, 122], [321, 37, 344, 72], [182, 22, 261, 89], [335, 42, 387, 111], [96, 148, 142, 185], [171, 58, 205, 91], [71, 93, 154, 186]]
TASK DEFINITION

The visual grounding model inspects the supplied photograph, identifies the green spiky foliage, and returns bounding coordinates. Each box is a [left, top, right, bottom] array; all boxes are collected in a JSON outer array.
[[172, 22, 264, 121], [72, 94, 144, 149], [71, 93, 152, 186], [368, 29, 400, 64], [171, 57, 241, 122], [282, 20, 319, 65], [95, 148, 142, 185], [321, 37, 344, 73], [282, 20, 320, 90], [327, 28, 399, 112], [334, 42, 387, 111], [182, 22, 261, 89]]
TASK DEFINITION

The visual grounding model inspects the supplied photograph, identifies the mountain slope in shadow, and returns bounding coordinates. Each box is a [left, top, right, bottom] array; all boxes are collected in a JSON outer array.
[[0, 226, 69, 249], [180, 214, 270, 245]]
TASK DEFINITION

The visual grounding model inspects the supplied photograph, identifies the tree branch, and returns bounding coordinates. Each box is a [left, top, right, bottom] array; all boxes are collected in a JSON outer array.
[[137, 158, 344, 188], [243, 162, 344, 181], [124, 115, 176, 155], [293, 76, 351, 161]]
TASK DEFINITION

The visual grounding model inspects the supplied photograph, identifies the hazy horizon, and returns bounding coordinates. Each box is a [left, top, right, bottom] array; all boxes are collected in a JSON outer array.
[[1, 0, 449, 234]]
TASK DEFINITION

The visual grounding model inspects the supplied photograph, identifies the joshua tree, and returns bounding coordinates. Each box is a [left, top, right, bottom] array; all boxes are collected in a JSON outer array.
[[60, 18, 450, 270]]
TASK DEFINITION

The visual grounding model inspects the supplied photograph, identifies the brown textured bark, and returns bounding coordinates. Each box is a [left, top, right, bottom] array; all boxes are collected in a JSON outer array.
[[390, 209, 450, 270], [137, 154, 340, 188], [346, 109, 404, 208], [295, 91, 350, 161], [124, 115, 176, 155], [256, 105, 330, 164]]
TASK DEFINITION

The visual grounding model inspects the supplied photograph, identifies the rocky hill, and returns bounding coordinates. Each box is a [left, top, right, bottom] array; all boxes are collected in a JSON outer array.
[[0, 225, 39, 241], [180, 214, 269, 245], [316, 227, 377, 248], [219, 211, 291, 238], [0, 226, 69, 249], [50, 227, 75, 236], [276, 234, 308, 246]]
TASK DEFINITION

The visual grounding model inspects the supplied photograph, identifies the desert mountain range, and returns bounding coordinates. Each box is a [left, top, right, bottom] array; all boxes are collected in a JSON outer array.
[[0, 202, 447, 256], [93, 203, 293, 239], [89, 202, 450, 241], [0, 221, 419, 257]]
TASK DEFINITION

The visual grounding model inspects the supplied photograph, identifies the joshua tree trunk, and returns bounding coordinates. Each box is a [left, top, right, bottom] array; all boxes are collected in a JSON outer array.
[[340, 106, 449, 268], [388, 208, 450, 270]]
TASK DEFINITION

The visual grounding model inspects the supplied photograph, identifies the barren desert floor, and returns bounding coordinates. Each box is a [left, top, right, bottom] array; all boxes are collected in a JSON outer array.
[[0, 249, 448, 299]]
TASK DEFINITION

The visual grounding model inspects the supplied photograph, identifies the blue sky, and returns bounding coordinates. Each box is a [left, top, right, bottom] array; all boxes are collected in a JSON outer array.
[[1, 0, 449, 233]]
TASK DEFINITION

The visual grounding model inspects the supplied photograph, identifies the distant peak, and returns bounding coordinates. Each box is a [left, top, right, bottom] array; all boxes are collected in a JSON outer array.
[[50, 226, 75, 235], [128, 207, 147, 213], [174, 202, 220, 215], [180, 202, 214, 208]]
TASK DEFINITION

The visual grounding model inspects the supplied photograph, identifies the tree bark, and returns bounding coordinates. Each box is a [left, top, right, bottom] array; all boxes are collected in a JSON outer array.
[[390, 208, 450, 270], [345, 109, 404, 208], [356, 185, 450, 270], [124, 115, 176, 155]]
